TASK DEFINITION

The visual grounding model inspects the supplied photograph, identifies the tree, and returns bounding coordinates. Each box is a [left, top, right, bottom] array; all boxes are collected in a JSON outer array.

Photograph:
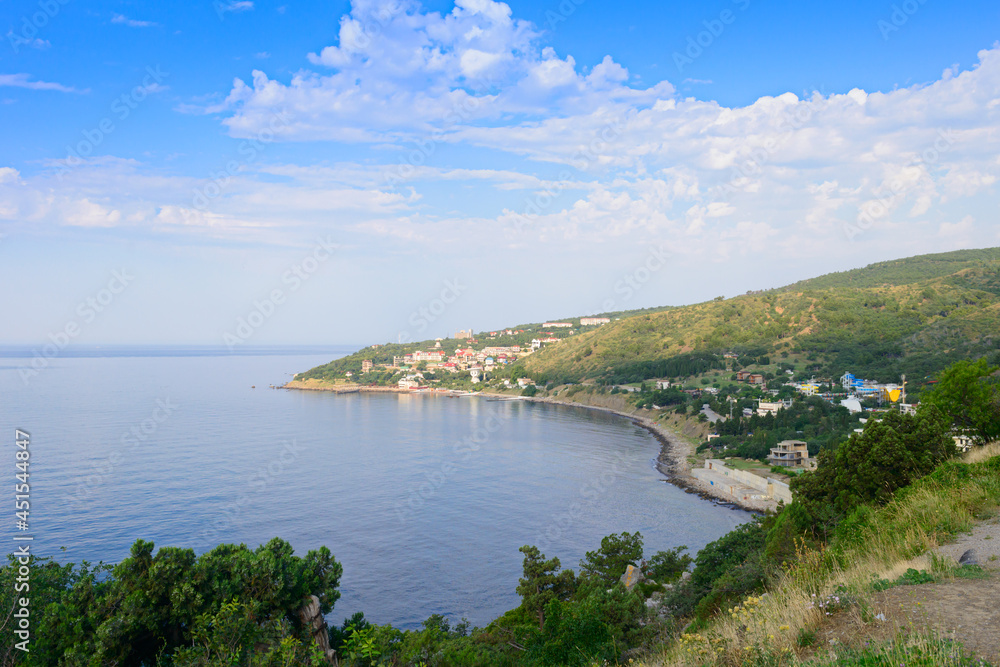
[[579, 531, 643, 587], [644, 546, 692, 583], [0, 538, 342, 664], [919, 358, 1000, 445], [516, 546, 574, 630], [791, 407, 954, 533]]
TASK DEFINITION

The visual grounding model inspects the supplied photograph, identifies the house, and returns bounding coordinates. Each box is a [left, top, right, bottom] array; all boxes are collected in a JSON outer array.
[[952, 433, 974, 453], [655, 379, 671, 390], [542, 322, 573, 328], [517, 378, 534, 388], [768, 440, 810, 468], [580, 317, 610, 326], [398, 373, 424, 389], [757, 400, 783, 417], [736, 370, 751, 381], [361, 359, 373, 373], [748, 374, 765, 385], [454, 329, 473, 339]]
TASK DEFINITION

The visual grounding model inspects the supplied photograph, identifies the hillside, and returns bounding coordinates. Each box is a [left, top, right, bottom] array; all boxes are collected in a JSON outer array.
[[297, 248, 1000, 392], [521, 247, 1000, 388]]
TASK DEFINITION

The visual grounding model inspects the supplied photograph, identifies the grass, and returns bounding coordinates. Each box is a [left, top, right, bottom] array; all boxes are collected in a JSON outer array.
[[640, 448, 1000, 666], [805, 634, 990, 666]]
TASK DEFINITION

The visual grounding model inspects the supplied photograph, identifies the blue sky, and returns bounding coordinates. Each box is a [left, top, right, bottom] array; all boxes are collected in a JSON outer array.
[[2, 0, 999, 346]]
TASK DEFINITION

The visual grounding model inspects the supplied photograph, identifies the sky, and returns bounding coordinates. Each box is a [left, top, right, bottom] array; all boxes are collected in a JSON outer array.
[[2, 0, 999, 347]]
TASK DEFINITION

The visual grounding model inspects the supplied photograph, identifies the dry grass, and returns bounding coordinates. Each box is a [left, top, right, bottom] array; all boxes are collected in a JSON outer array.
[[964, 440, 1000, 464], [640, 453, 1000, 666]]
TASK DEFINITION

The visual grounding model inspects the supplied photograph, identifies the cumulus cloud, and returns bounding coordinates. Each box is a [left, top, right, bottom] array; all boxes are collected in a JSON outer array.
[[215, 0, 672, 141]]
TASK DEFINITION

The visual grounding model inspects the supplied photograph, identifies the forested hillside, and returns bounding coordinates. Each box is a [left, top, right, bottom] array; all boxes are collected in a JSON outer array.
[[521, 248, 1000, 387]]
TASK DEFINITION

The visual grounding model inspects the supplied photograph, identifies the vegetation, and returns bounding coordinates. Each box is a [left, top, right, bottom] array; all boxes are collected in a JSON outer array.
[[0, 538, 341, 666]]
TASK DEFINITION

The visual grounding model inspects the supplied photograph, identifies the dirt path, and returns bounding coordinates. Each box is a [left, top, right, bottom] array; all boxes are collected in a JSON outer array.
[[813, 515, 1000, 664]]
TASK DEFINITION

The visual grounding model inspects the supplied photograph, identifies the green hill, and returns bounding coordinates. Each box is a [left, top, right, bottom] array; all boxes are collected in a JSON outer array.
[[521, 248, 1000, 388], [299, 248, 1000, 391]]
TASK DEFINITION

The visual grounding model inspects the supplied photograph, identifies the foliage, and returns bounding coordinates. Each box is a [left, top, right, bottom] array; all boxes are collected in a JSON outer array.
[[644, 546, 693, 583], [0, 538, 341, 666], [919, 357, 1000, 444], [578, 531, 644, 588], [515, 546, 575, 630], [791, 407, 955, 534]]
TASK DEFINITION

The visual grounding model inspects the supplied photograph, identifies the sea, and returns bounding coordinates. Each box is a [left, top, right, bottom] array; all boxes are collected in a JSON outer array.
[[0, 346, 750, 629]]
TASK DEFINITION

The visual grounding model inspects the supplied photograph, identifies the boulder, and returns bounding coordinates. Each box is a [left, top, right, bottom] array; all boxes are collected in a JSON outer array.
[[959, 548, 979, 566], [620, 564, 644, 591]]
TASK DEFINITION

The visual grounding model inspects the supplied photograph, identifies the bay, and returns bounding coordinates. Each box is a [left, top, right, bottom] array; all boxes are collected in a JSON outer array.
[[0, 347, 750, 629]]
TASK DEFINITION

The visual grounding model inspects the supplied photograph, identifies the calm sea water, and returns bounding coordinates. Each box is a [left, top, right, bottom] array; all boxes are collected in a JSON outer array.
[[0, 347, 749, 628]]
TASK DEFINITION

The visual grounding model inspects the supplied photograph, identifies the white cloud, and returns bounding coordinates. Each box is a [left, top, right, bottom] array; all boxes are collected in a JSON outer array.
[[0, 74, 87, 94], [216, 0, 671, 141], [111, 14, 158, 28]]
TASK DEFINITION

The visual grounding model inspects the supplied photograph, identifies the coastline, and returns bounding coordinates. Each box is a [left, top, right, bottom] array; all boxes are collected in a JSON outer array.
[[282, 379, 771, 512], [504, 393, 773, 513]]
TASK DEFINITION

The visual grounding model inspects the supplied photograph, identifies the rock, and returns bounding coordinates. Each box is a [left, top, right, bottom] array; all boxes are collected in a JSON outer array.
[[620, 564, 644, 591], [297, 594, 337, 664], [681, 571, 692, 581], [959, 548, 979, 566]]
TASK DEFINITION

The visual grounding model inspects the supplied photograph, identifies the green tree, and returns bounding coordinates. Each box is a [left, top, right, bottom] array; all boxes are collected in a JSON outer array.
[[0, 538, 342, 664], [579, 531, 643, 587], [516, 546, 574, 630], [644, 546, 692, 583], [920, 358, 1000, 445], [791, 407, 954, 533]]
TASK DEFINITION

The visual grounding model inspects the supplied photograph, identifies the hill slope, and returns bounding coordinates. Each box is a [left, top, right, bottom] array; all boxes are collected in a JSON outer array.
[[521, 247, 1000, 385]]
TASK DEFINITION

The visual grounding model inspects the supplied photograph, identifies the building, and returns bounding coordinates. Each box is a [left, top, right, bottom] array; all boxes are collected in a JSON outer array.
[[361, 359, 373, 373], [840, 397, 863, 414], [768, 440, 810, 468], [580, 317, 610, 326], [952, 433, 974, 453], [736, 370, 751, 381], [517, 378, 534, 388], [748, 374, 765, 385], [757, 399, 791, 416], [542, 322, 573, 328], [454, 329, 474, 339], [656, 379, 671, 390]]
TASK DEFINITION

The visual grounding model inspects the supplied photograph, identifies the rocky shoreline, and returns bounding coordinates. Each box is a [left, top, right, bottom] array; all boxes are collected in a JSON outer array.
[[511, 394, 770, 513]]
